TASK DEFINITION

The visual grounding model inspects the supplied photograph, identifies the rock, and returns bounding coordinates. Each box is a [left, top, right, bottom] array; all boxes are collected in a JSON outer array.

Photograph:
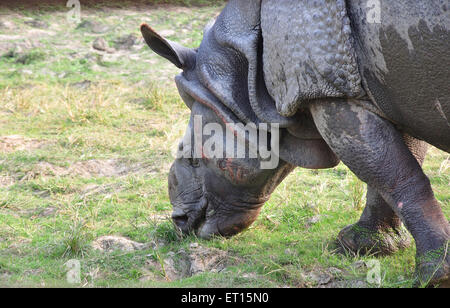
[[142, 244, 231, 282], [76, 20, 110, 34], [37, 207, 57, 218], [0, 39, 41, 58], [352, 280, 368, 288], [69, 80, 92, 90], [352, 260, 367, 269], [24, 19, 49, 29], [328, 267, 343, 276], [163, 258, 182, 281], [307, 271, 333, 285], [92, 37, 115, 53], [92, 235, 148, 252], [187, 245, 228, 276], [114, 34, 137, 50], [144, 257, 181, 281], [189, 242, 199, 249], [92, 38, 107, 51]]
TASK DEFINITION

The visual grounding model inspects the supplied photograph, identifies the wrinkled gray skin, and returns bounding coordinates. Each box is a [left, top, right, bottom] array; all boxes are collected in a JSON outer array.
[[141, 0, 450, 286]]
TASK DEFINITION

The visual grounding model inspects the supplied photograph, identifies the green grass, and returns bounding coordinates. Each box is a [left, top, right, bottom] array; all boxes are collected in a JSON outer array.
[[0, 3, 448, 288]]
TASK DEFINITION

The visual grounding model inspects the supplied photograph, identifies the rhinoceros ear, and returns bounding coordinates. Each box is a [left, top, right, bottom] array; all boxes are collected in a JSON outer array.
[[141, 23, 195, 69]]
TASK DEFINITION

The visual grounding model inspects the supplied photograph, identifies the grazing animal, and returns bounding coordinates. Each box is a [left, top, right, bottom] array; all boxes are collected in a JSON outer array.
[[141, 0, 450, 287]]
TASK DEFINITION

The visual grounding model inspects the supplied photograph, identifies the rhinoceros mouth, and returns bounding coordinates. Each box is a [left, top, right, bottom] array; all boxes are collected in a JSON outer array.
[[171, 195, 208, 234], [171, 213, 189, 229]]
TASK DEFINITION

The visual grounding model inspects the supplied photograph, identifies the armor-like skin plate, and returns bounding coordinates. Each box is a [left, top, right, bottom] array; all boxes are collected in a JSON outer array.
[[261, 0, 363, 116]]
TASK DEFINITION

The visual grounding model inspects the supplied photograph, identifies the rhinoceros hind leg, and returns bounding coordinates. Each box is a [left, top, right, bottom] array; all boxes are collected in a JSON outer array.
[[311, 99, 450, 287], [338, 135, 428, 256]]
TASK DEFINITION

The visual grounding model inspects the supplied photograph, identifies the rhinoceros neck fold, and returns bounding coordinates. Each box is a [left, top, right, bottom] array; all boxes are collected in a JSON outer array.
[[195, 0, 296, 128]]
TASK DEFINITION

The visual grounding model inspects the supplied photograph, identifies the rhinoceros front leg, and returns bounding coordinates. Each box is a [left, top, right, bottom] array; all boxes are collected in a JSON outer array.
[[310, 100, 449, 287], [338, 135, 428, 256]]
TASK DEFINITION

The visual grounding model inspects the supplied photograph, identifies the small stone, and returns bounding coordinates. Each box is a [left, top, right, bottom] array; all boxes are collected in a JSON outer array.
[[76, 20, 110, 34], [114, 34, 137, 50], [92, 38, 115, 53], [188, 245, 229, 276], [24, 19, 49, 29], [37, 207, 57, 217], [352, 280, 368, 288], [189, 242, 199, 249], [328, 267, 343, 275], [92, 37, 109, 52], [352, 260, 367, 269], [308, 271, 332, 285], [70, 80, 92, 90]]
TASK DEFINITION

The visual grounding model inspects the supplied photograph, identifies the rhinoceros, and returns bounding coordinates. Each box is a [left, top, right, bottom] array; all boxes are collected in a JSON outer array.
[[141, 0, 450, 286]]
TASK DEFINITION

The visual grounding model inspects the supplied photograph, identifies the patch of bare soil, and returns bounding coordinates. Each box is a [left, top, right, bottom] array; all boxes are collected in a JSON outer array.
[[68, 159, 133, 177], [25, 159, 143, 179], [92, 235, 150, 253], [301, 265, 369, 288], [141, 242, 232, 282], [91, 237, 233, 282], [0, 135, 49, 153]]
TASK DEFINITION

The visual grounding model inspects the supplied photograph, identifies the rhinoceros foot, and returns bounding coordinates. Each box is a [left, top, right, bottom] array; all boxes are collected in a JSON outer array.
[[337, 223, 412, 257], [415, 242, 449, 288]]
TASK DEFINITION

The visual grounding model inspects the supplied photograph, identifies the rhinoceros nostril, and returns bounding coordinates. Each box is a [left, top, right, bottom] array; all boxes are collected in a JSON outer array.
[[172, 214, 189, 229]]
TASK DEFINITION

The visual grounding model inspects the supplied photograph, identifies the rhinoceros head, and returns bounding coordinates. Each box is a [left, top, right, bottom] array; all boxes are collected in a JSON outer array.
[[141, 22, 339, 238], [140, 23, 294, 238], [167, 101, 295, 238]]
